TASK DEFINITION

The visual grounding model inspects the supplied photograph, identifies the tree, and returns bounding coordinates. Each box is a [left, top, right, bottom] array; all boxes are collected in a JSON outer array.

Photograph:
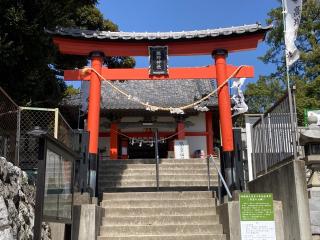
[[245, 0, 320, 124], [0, 1, 135, 107]]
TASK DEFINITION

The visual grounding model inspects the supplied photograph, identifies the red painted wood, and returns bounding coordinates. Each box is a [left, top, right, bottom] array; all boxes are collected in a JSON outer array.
[[53, 33, 265, 57], [214, 53, 234, 152], [177, 122, 186, 140], [87, 55, 103, 154], [64, 65, 254, 81], [185, 132, 208, 136], [110, 123, 118, 160], [206, 111, 214, 155], [98, 131, 208, 138]]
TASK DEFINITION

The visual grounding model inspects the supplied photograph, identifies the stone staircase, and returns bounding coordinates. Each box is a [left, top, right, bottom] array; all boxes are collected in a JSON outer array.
[[98, 158, 225, 239], [98, 191, 225, 240], [98, 158, 219, 192]]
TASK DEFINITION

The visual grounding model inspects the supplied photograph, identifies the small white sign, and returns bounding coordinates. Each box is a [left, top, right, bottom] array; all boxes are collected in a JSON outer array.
[[241, 221, 276, 240], [174, 140, 190, 159]]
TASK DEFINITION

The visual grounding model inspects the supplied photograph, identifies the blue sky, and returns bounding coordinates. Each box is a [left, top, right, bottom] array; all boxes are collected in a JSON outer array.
[[97, 0, 281, 86]]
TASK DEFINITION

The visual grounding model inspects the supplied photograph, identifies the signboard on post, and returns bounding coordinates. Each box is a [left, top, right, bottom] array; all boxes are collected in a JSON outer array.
[[240, 193, 276, 240], [174, 140, 190, 159], [149, 46, 168, 75]]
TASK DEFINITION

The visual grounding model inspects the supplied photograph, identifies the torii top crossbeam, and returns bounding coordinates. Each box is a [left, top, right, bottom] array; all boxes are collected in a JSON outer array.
[[48, 24, 271, 56], [47, 23, 271, 160]]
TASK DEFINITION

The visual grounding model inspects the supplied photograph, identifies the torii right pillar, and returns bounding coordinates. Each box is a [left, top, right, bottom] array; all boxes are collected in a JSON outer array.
[[213, 49, 235, 191]]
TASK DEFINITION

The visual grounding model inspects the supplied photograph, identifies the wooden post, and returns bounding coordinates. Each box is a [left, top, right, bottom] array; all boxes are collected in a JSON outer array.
[[177, 122, 185, 140], [110, 123, 118, 160], [206, 111, 214, 155], [87, 51, 104, 156], [213, 49, 234, 152]]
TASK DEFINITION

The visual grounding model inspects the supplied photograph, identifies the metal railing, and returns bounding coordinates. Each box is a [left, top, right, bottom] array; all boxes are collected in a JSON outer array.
[[207, 154, 232, 203], [249, 91, 298, 177], [154, 129, 160, 190]]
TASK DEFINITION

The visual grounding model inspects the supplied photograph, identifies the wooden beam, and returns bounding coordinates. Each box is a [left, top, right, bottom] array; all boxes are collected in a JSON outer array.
[[99, 131, 208, 138], [110, 123, 118, 160], [64, 65, 254, 81], [53, 33, 265, 56]]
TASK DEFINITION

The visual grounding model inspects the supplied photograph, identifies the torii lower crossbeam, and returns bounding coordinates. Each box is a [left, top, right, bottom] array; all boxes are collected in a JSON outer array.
[[64, 65, 254, 81]]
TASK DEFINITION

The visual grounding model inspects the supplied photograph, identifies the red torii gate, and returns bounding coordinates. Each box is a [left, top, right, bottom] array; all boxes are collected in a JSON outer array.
[[48, 24, 270, 162]]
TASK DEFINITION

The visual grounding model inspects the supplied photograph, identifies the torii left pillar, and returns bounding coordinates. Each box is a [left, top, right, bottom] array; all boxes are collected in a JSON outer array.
[[87, 51, 104, 165]]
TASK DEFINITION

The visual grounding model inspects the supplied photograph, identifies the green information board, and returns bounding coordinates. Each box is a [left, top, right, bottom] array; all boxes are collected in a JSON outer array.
[[240, 193, 274, 221]]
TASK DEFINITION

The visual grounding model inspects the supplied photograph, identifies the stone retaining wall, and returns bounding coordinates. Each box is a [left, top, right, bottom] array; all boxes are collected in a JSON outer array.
[[0, 157, 51, 240]]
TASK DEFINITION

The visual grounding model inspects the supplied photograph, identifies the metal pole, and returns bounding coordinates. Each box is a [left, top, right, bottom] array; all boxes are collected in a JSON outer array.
[[154, 129, 160, 190], [34, 136, 46, 240], [54, 108, 59, 139], [282, 0, 298, 160], [261, 116, 268, 173], [210, 155, 232, 199], [15, 107, 21, 166], [206, 156, 211, 191]]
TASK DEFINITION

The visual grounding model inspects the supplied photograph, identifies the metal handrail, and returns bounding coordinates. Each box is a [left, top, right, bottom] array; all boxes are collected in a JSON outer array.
[[206, 156, 211, 191], [154, 129, 160, 190], [207, 154, 232, 200]]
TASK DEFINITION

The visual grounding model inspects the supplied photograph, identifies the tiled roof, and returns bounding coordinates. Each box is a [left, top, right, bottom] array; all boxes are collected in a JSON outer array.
[[63, 79, 217, 110], [46, 24, 272, 41]]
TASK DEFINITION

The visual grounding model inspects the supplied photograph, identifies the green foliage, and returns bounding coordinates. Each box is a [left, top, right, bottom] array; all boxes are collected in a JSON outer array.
[[244, 0, 320, 125], [64, 85, 80, 96], [0, 0, 135, 107]]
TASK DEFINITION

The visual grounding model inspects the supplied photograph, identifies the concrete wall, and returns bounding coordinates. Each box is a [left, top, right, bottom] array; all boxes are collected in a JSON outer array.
[[72, 204, 104, 240], [309, 187, 320, 235], [49, 223, 65, 240], [248, 160, 312, 240], [186, 136, 207, 156], [217, 201, 284, 240]]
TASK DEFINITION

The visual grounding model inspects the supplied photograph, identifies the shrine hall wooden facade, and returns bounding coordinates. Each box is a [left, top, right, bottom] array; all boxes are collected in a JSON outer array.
[[48, 23, 271, 160]]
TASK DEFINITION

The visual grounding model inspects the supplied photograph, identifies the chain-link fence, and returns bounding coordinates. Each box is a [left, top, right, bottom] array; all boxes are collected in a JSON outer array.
[[19, 107, 74, 170], [0, 87, 75, 169], [0, 87, 19, 164]]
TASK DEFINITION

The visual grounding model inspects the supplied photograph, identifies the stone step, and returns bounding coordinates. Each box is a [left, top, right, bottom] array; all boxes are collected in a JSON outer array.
[[99, 180, 218, 188], [99, 159, 219, 164], [99, 164, 217, 171], [99, 174, 217, 182], [102, 215, 219, 226], [101, 199, 216, 208], [103, 191, 214, 200], [98, 234, 226, 240], [99, 224, 223, 237], [104, 207, 216, 217], [100, 169, 216, 176]]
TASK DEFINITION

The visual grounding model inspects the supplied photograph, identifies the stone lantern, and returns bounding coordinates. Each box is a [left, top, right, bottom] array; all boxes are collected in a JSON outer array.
[[299, 115, 320, 188]]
